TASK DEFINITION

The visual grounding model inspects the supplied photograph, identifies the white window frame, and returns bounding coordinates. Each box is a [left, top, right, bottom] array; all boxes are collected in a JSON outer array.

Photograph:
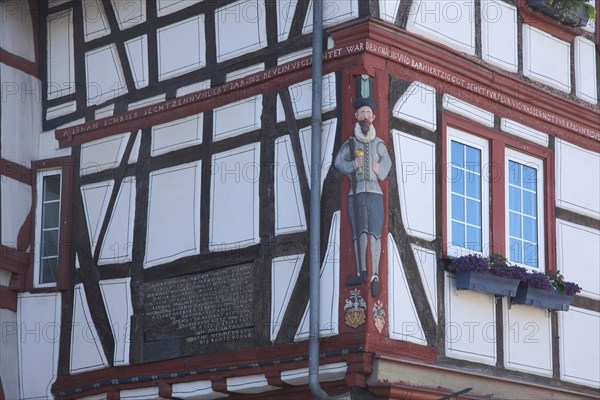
[[446, 127, 490, 258], [505, 148, 545, 272], [33, 168, 63, 288]]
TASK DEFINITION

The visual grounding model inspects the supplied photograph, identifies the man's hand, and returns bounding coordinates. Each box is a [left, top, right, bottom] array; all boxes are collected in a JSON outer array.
[[355, 156, 363, 169], [373, 162, 379, 174]]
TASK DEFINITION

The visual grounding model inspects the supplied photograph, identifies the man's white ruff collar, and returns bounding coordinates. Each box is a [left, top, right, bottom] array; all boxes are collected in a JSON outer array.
[[354, 122, 376, 143]]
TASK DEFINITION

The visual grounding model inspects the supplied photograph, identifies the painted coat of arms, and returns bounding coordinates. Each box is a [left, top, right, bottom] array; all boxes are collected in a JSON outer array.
[[344, 288, 367, 328]]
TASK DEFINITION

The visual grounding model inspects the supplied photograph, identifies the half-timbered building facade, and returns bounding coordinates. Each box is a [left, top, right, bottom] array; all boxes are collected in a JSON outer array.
[[1, 0, 599, 399]]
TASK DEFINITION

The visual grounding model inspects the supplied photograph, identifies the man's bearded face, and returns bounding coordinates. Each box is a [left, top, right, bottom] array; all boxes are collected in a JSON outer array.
[[355, 106, 375, 134], [359, 119, 372, 134]]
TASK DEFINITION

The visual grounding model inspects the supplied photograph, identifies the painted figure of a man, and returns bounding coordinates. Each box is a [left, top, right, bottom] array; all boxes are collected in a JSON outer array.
[[334, 98, 391, 297]]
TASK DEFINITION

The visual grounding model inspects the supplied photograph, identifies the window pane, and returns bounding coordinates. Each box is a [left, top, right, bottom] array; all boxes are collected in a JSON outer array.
[[509, 186, 521, 212], [522, 191, 536, 216], [451, 167, 464, 195], [452, 195, 465, 221], [466, 199, 481, 226], [42, 230, 59, 257], [509, 212, 521, 238], [39, 258, 58, 285], [452, 222, 465, 248], [451, 141, 464, 168], [466, 226, 482, 252], [523, 216, 537, 242], [508, 161, 520, 185], [522, 165, 537, 191], [43, 175, 61, 201], [42, 202, 60, 229], [465, 146, 480, 165], [465, 172, 480, 198], [523, 243, 538, 268], [509, 238, 522, 264]]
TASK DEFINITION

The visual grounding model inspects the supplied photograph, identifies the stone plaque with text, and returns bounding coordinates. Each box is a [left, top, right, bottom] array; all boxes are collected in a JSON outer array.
[[142, 264, 254, 360]]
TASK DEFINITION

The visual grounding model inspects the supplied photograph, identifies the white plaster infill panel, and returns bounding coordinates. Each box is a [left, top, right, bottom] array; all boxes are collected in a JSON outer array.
[[392, 130, 436, 241], [389, 236, 427, 345], [295, 211, 340, 340], [1, 177, 31, 247], [47, 100, 77, 120], [481, 0, 518, 72], [110, 0, 146, 30], [502, 299, 552, 377], [574, 36, 598, 104], [303, 0, 359, 33], [157, 0, 202, 16], [210, 143, 260, 252], [215, 0, 267, 62], [125, 35, 149, 89], [18, 292, 61, 399], [80, 133, 130, 176], [128, 131, 141, 164], [1, 64, 42, 166], [47, 9, 75, 99], [213, 95, 262, 141], [299, 119, 337, 193], [555, 139, 600, 219], [120, 387, 163, 400], [226, 63, 264, 82], [151, 113, 203, 156], [281, 362, 348, 385], [98, 177, 136, 265], [523, 25, 571, 92], [442, 94, 494, 128], [81, 180, 115, 257], [85, 44, 127, 105], [172, 380, 228, 400], [559, 307, 600, 388], [556, 220, 600, 300], [274, 136, 307, 235], [500, 118, 549, 147], [379, 0, 401, 24], [445, 273, 496, 365], [99, 278, 133, 366], [227, 374, 280, 394], [157, 15, 205, 81], [276, 0, 298, 41], [145, 161, 201, 268], [271, 254, 304, 341], [70, 283, 109, 374], [411, 245, 438, 323], [393, 81, 437, 131], [406, 0, 475, 55], [83, 0, 110, 41], [289, 73, 336, 119], [0, 309, 18, 400], [0, 0, 35, 61]]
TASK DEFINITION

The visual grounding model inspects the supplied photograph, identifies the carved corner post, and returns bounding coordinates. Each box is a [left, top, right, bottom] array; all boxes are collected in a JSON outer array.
[[336, 57, 391, 343]]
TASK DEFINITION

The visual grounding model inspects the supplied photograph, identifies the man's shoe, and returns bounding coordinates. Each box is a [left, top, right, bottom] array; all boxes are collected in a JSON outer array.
[[345, 275, 362, 286], [370, 275, 379, 297]]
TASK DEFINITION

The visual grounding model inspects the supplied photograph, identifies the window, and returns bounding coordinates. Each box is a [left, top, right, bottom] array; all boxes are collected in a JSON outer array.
[[34, 169, 62, 287], [446, 127, 490, 257], [506, 149, 545, 270], [443, 115, 553, 272]]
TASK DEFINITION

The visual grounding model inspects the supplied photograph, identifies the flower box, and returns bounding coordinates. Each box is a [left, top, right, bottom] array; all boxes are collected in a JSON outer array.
[[526, 0, 592, 27], [512, 283, 573, 311], [455, 271, 521, 297]]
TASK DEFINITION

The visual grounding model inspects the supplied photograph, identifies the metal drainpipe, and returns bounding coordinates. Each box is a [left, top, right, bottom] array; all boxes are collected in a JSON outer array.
[[308, 0, 331, 399]]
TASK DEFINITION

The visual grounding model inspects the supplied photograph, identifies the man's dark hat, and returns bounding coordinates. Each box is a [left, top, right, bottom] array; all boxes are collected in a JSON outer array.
[[353, 97, 376, 112]]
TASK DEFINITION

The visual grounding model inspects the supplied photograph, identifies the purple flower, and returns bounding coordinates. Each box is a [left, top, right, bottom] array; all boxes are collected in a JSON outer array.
[[448, 254, 488, 273], [523, 272, 554, 292]]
